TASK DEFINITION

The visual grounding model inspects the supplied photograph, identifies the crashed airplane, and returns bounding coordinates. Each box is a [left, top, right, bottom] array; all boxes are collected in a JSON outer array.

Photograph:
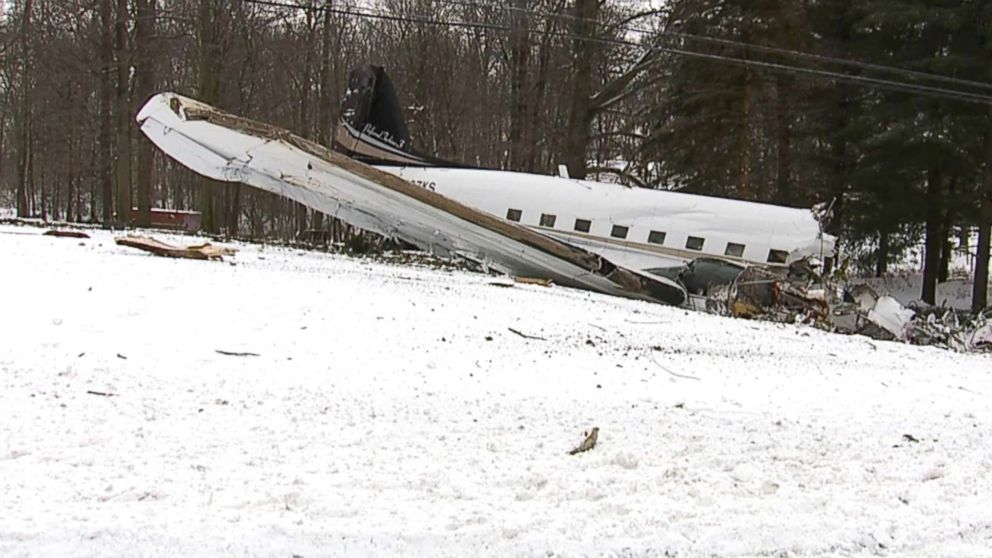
[[136, 65, 836, 309]]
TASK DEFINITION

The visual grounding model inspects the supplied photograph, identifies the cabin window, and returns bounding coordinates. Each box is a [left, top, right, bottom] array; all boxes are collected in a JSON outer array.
[[506, 208, 522, 222], [767, 249, 789, 264], [686, 236, 705, 251], [574, 218, 591, 233], [539, 213, 557, 228], [611, 225, 629, 239], [647, 230, 666, 245], [724, 242, 745, 258]]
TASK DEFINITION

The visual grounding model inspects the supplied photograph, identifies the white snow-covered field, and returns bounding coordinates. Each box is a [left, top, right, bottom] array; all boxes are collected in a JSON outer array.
[[1, 223, 991, 557]]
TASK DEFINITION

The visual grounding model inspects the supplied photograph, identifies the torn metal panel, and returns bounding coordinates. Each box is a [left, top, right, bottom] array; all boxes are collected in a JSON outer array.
[[866, 296, 915, 341], [136, 93, 687, 306], [646, 257, 747, 297]]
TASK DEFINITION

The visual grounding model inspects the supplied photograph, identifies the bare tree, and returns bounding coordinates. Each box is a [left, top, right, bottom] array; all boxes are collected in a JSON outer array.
[[133, 0, 157, 227], [98, 0, 114, 223], [13, 0, 34, 218], [114, 0, 131, 226], [197, 0, 223, 233]]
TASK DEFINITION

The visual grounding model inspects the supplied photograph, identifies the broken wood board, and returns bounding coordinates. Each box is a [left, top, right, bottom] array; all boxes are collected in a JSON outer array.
[[514, 276, 554, 287], [489, 277, 554, 289], [115, 235, 236, 261], [44, 230, 90, 239]]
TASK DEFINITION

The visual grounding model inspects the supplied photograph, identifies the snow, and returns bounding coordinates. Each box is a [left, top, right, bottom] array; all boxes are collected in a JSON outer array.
[[1, 223, 991, 557]]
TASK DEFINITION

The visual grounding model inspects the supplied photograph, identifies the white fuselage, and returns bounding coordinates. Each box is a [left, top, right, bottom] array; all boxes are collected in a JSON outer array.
[[378, 166, 835, 272]]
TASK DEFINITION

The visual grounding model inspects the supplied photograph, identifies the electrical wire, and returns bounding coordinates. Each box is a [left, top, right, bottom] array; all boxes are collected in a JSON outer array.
[[439, 0, 992, 93], [241, 0, 992, 105]]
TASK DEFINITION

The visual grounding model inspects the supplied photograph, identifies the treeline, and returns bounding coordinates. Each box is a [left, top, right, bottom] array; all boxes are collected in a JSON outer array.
[[0, 0, 990, 309], [0, 0, 653, 236], [647, 0, 992, 311]]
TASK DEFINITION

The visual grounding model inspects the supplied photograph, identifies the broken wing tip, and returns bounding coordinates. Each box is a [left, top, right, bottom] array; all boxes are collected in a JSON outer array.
[[135, 92, 188, 124]]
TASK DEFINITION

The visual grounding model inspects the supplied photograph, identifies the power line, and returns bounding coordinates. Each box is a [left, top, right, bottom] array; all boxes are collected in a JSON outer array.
[[241, 0, 992, 105], [442, 0, 992, 93]]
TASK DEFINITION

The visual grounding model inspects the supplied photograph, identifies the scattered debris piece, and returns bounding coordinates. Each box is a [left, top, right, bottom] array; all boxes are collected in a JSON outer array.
[[902, 434, 920, 443], [44, 230, 90, 239], [568, 427, 599, 455], [215, 350, 260, 357], [86, 390, 117, 397], [115, 235, 236, 261], [507, 327, 546, 341]]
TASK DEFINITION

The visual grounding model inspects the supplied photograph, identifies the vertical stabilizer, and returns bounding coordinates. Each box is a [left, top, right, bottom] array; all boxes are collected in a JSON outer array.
[[333, 65, 465, 167]]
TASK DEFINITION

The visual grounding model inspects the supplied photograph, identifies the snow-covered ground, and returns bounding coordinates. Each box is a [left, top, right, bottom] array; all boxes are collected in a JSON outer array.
[[1, 223, 991, 557]]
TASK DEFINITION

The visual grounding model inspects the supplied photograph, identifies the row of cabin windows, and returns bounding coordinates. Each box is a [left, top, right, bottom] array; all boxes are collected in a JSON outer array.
[[506, 208, 791, 264]]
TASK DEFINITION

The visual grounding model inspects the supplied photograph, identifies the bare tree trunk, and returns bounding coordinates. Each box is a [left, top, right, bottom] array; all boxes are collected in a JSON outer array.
[[922, 166, 943, 305], [974, 123, 992, 313], [134, 0, 157, 227], [114, 0, 132, 228], [507, 0, 530, 171], [14, 0, 34, 218], [294, 8, 318, 236], [197, 0, 222, 233], [314, 1, 335, 232], [99, 0, 115, 224], [316, 1, 335, 148], [524, 12, 556, 173], [938, 173, 957, 283], [972, 18, 992, 313], [876, 228, 889, 278], [563, 0, 598, 179]]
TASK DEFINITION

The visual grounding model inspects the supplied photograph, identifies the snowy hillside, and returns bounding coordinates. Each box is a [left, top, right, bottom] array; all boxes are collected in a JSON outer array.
[[1, 223, 991, 557]]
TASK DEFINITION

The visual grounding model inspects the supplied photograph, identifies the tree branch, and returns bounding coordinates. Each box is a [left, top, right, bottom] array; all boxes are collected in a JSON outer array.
[[589, 49, 659, 114]]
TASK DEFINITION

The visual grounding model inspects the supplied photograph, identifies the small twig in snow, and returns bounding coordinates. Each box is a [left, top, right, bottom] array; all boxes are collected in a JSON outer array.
[[587, 322, 607, 332], [649, 353, 701, 381], [507, 327, 546, 341], [215, 350, 260, 357], [87, 390, 118, 397]]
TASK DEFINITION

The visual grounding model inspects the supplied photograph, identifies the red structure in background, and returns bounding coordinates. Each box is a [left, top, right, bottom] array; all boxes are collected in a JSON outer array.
[[131, 208, 202, 232]]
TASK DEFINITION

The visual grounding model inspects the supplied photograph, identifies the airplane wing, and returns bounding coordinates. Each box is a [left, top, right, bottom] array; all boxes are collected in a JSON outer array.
[[135, 93, 687, 306]]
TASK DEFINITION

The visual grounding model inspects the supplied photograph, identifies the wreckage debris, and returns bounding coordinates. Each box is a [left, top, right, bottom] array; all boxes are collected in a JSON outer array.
[[568, 427, 599, 455], [908, 306, 992, 352], [115, 235, 237, 261], [684, 254, 992, 352]]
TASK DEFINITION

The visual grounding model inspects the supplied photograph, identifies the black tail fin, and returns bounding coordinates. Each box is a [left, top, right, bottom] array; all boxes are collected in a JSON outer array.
[[333, 65, 464, 167]]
